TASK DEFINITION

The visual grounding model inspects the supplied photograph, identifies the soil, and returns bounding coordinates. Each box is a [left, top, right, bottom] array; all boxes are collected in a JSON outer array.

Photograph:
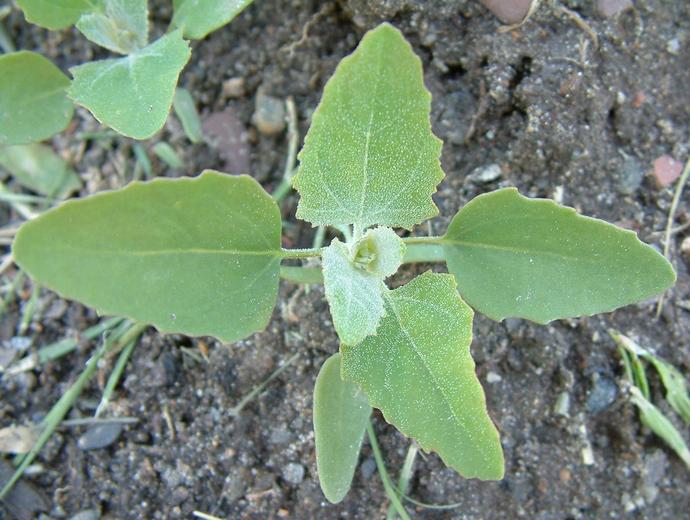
[[1, 0, 690, 519]]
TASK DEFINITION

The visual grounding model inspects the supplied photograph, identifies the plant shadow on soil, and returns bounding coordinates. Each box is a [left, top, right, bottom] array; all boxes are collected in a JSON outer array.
[[1, 0, 690, 518]]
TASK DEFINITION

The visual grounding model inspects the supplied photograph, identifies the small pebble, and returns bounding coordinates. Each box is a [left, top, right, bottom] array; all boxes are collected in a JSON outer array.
[[203, 108, 250, 174], [282, 462, 305, 485], [617, 157, 644, 195], [253, 92, 285, 136], [223, 77, 246, 98], [586, 374, 618, 414], [596, 0, 633, 18], [486, 371, 502, 383], [69, 511, 100, 520], [359, 457, 377, 479], [652, 155, 683, 188], [77, 423, 123, 451], [9, 336, 32, 352], [478, 0, 533, 25], [554, 391, 571, 417], [468, 163, 502, 183], [666, 38, 681, 55]]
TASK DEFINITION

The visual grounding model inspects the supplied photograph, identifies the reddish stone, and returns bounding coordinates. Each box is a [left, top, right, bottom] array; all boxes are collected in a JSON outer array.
[[478, 0, 533, 25], [652, 155, 683, 188]]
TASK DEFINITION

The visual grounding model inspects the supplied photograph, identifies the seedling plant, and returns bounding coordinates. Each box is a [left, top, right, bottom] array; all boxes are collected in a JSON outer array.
[[4, 23, 676, 506]]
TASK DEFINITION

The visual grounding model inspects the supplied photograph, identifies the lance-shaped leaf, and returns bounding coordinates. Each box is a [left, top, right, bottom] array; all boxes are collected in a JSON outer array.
[[171, 0, 255, 40], [322, 239, 385, 346], [341, 272, 504, 480], [16, 0, 100, 30], [442, 188, 676, 324], [68, 31, 191, 140], [76, 0, 149, 54], [0, 144, 81, 199], [0, 52, 74, 145], [314, 353, 371, 503], [292, 23, 444, 230], [13, 171, 282, 342]]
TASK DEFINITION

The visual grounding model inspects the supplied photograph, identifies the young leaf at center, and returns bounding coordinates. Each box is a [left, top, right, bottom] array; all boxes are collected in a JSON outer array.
[[322, 227, 404, 345], [341, 271, 504, 480], [441, 188, 676, 323], [13, 171, 282, 342], [292, 23, 444, 230], [314, 353, 371, 504], [68, 30, 191, 139]]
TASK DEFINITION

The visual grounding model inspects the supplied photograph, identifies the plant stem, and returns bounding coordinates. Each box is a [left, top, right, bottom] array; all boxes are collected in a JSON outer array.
[[366, 421, 411, 520], [386, 443, 418, 519], [402, 243, 446, 264], [272, 97, 299, 203], [280, 247, 322, 259], [279, 266, 323, 284], [656, 156, 690, 316]]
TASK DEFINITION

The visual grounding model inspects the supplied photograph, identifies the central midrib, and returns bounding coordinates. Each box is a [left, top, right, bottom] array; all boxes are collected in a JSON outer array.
[[30, 244, 280, 258]]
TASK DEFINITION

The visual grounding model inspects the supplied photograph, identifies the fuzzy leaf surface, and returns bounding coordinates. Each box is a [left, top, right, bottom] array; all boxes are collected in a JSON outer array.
[[76, 0, 149, 54], [0, 52, 73, 145], [16, 0, 100, 30], [292, 23, 443, 230], [0, 144, 81, 198], [13, 171, 282, 342], [322, 239, 385, 346], [171, 0, 254, 40], [352, 226, 405, 278], [341, 272, 504, 480], [442, 188, 676, 323], [314, 353, 371, 504], [68, 31, 191, 139]]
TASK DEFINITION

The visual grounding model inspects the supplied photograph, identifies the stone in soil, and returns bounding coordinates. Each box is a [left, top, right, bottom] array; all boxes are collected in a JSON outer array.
[[77, 423, 123, 451]]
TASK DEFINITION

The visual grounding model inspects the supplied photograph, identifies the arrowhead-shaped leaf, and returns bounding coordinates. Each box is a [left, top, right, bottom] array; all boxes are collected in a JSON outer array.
[[441, 188, 676, 323], [292, 23, 444, 230], [0, 52, 74, 145], [0, 144, 81, 198], [68, 31, 191, 139], [322, 238, 385, 346], [16, 0, 99, 30], [76, 0, 149, 54], [171, 0, 254, 40], [13, 171, 282, 342], [341, 272, 504, 480], [314, 353, 371, 503]]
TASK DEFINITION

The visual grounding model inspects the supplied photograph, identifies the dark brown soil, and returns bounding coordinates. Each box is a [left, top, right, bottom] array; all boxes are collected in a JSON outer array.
[[1, 1, 689, 519]]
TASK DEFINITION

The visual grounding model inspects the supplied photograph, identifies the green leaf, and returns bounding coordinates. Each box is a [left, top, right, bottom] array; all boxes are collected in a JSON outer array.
[[442, 188, 676, 324], [314, 353, 371, 503], [16, 0, 100, 30], [341, 272, 504, 480], [13, 171, 282, 342], [352, 226, 405, 278], [171, 0, 254, 40], [68, 31, 191, 140], [173, 88, 203, 143], [322, 238, 385, 346], [76, 0, 148, 54], [292, 23, 444, 230], [0, 51, 74, 145], [152, 142, 183, 169], [646, 357, 690, 425], [630, 387, 690, 471], [0, 144, 81, 199]]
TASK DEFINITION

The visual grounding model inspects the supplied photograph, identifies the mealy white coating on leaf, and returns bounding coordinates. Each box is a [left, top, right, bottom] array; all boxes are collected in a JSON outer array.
[[322, 238, 386, 346], [341, 272, 504, 480], [352, 226, 405, 278], [76, 0, 149, 55], [292, 23, 444, 230]]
